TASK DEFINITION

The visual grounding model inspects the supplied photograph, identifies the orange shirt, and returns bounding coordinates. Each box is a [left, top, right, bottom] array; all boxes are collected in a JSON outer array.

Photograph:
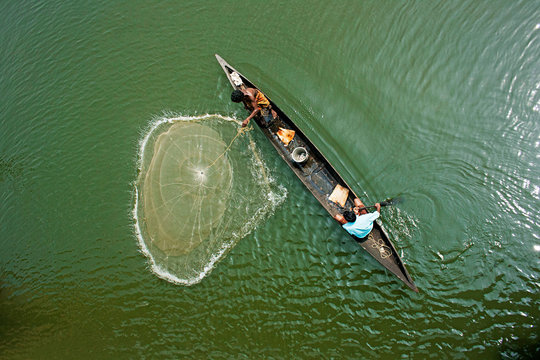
[[255, 90, 270, 108]]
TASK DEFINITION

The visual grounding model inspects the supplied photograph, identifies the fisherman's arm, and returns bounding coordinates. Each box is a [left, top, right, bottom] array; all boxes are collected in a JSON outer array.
[[333, 214, 347, 225], [353, 198, 368, 215], [366, 205, 381, 222], [242, 98, 261, 127]]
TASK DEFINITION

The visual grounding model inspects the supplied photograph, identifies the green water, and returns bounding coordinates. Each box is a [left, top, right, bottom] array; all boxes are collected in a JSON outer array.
[[1, 1, 539, 358]]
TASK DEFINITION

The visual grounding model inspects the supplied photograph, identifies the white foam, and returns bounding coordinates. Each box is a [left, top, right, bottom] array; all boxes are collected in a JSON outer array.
[[133, 114, 286, 286]]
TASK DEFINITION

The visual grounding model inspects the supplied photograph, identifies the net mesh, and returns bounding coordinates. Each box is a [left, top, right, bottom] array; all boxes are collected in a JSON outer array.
[[134, 115, 285, 285]]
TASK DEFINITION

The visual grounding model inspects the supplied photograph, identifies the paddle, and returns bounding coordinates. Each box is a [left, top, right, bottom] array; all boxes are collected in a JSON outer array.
[[354, 197, 402, 213]]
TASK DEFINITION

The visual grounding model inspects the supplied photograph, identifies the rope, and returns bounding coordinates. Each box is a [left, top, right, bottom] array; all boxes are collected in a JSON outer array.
[[204, 125, 251, 170], [204, 121, 271, 188], [370, 235, 393, 259]]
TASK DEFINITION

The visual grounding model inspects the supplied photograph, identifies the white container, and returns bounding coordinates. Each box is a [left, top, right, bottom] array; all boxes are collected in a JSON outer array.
[[292, 147, 308, 164]]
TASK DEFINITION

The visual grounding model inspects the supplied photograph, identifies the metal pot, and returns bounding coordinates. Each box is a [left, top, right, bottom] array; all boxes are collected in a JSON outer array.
[[291, 147, 308, 164]]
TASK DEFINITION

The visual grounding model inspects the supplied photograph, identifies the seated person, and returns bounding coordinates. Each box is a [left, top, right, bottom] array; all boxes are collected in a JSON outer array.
[[333, 198, 381, 239], [231, 88, 277, 127]]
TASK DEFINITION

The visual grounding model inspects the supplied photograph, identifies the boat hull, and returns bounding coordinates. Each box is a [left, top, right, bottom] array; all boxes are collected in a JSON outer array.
[[216, 54, 418, 292]]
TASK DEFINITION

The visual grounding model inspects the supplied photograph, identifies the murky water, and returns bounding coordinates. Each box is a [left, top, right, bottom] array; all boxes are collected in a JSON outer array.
[[1, 1, 538, 358]]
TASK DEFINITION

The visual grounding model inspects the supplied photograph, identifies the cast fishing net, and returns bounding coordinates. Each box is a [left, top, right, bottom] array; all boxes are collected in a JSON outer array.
[[134, 115, 285, 285]]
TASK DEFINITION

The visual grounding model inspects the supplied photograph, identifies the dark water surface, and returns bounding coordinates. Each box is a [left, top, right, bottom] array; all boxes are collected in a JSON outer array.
[[1, 1, 539, 358]]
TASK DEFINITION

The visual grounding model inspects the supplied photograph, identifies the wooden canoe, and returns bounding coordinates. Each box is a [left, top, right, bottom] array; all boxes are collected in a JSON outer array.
[[216, 54, 418, 292]]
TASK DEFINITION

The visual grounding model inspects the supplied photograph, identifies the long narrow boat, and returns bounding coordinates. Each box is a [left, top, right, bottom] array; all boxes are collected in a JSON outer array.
[[216, 54, 418, 292]]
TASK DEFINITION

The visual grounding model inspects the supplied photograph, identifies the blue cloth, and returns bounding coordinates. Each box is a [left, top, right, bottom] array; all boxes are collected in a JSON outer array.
[[342, 211, 380, 238], [260, 107, 274, 125]]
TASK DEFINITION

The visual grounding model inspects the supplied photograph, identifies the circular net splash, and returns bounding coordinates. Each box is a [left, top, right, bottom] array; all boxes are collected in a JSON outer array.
[[134, 115, 285, 285]]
